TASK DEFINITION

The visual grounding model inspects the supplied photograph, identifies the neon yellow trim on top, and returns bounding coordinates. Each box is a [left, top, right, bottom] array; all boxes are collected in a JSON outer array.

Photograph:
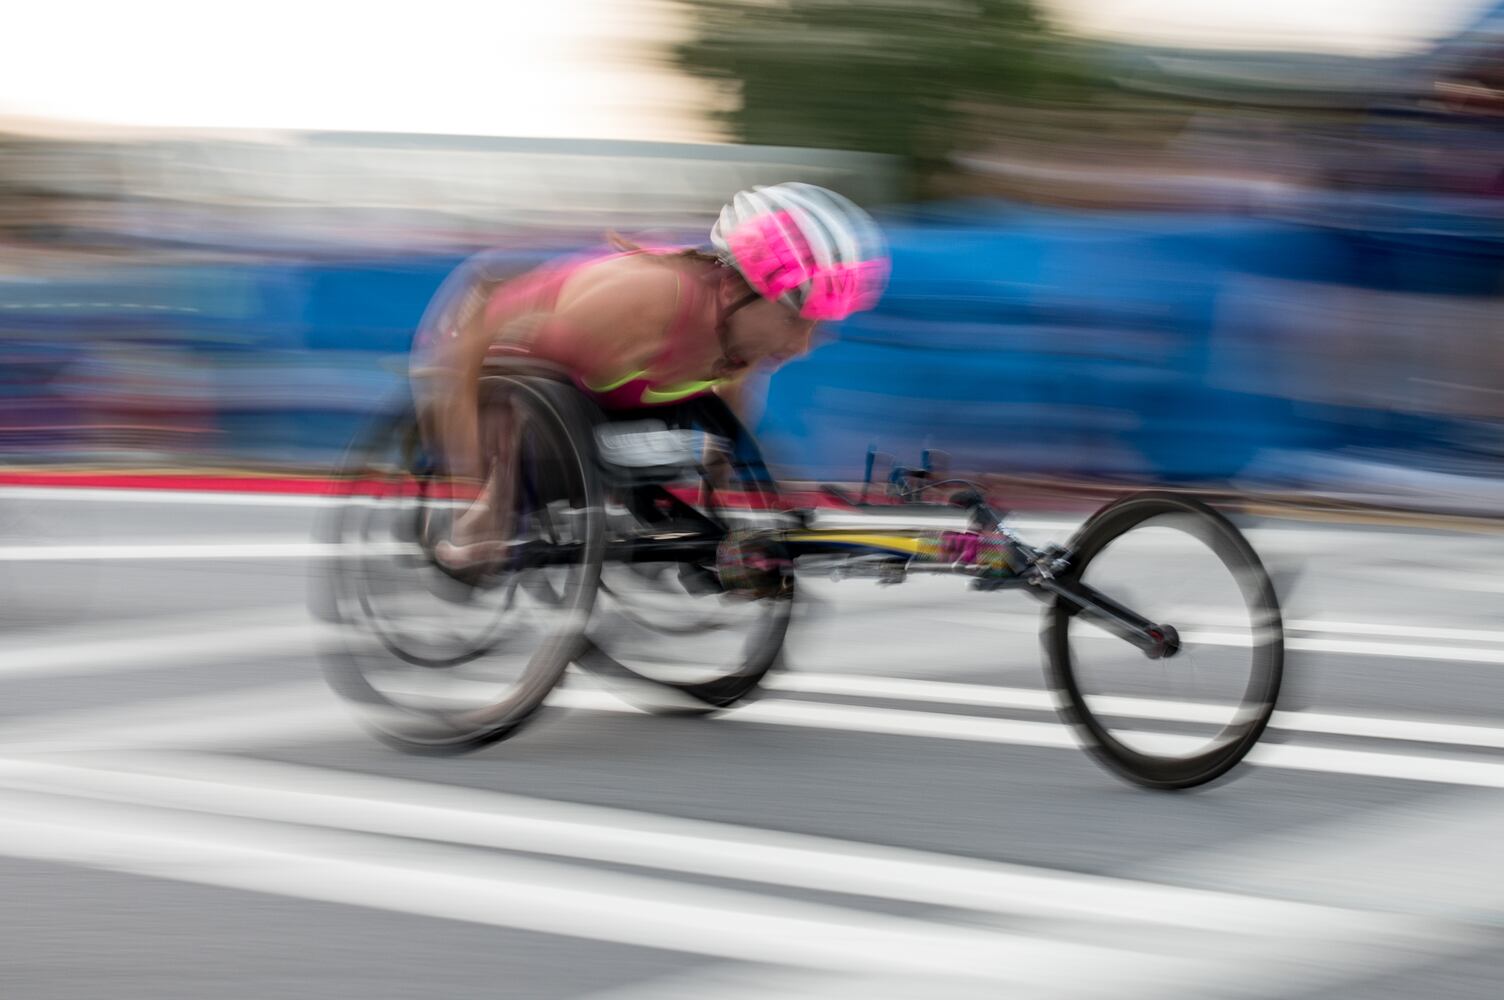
[[642, 380, 721, 404], [583, 370, 724, 405], [583, 369, 648, 394]]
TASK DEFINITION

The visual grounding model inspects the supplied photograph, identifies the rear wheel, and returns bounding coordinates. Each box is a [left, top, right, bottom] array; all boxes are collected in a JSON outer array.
[[581, 396, 794, 712], [321, 374, 604, 752]]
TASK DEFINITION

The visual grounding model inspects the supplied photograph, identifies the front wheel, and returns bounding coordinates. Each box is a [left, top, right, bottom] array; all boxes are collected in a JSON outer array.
[[1043, 492, 1284, 789]]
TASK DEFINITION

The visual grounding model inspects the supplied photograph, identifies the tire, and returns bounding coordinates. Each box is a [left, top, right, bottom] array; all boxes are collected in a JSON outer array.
[[1043, 492, 1283, 789], [314, 404, 509, 666], [320, 373, 605, 753], [580, 394, 794, 712]]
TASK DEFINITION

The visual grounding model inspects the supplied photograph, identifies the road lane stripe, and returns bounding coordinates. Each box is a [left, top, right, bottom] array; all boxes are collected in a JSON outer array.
[[0, 789, 1215, 986], [765, 674, 1504, 749], [0, 751, 1404, 937]]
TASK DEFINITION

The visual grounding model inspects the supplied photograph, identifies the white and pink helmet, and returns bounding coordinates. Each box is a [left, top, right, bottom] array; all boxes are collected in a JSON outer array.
[[710, 182, 889, 321]]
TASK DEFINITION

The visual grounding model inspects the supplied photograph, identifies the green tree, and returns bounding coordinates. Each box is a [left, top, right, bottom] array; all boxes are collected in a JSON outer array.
[[672, 0, 1086, 195]]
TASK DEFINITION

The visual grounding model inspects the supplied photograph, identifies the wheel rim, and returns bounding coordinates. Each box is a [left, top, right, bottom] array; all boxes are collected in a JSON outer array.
[[1058, 508, 1281, 768], [591, 477, 791, 691], [327, 380, 601, 744]]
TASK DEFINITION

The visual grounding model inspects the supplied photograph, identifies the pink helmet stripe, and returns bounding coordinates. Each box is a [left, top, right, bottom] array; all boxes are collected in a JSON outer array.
[[712, 183, 890, 321], [725, 211, 813, 302], [800, 258, 890, 320]]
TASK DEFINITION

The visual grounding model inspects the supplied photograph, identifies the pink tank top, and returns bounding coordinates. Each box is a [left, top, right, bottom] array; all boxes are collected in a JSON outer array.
[[483, 250, 728, 409]]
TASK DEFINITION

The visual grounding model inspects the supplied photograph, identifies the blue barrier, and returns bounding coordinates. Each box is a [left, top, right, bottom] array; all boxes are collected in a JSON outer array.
[[758, 210, 1349, 481], [5, 199, 1504, 482]]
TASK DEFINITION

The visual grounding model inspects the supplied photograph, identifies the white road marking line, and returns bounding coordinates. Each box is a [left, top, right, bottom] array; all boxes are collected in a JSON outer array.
[[6, 615, 1495, 770], [1, 585, 1500, 774], [0, 790, 1216, 987], [550, 685, 1078, 748], [1293, 618, 1504, 644], [6, 486, 1483, 555], [0, 541, 319, 561], [0, 540, 412, 561], [3, 667, 1501, 788], [939, 607, 1504, 665], [0, 620, 331, 679], [0, 603, 308, 648], [767, 673, 1057, 712], [0, 751, 1414, 938], [1288, 635, 1504, 665], [766, 673, 1504, 749], [818, 514, 1480, 556], [0, 486, 1223, 530], [0, 681, 355, 754], [10, 582, 1504, 681], [0, 486, 348, 507], [542, 688, 1504, 788], [4, 597, 1502, 763], [0, 753, 1472, 1000]]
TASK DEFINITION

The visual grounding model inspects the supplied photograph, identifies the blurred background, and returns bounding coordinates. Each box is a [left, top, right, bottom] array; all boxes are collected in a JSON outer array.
[[5, 0, 1504, 503], [7, 8, 1504, 1000]]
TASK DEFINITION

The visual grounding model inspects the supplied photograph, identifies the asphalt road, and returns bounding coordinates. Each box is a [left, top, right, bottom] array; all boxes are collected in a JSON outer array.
[[1, 486, 1501, 1000]]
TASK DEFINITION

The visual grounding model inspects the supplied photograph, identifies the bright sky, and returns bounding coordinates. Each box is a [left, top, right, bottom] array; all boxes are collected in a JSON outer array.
[[1049, 0, 1493, 55], [0, 0, 720, 140], [0, 0, 1497, 140]]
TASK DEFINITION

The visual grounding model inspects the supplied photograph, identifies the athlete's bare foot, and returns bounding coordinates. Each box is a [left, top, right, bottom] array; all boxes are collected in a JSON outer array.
[[433, 536, 518, 573]]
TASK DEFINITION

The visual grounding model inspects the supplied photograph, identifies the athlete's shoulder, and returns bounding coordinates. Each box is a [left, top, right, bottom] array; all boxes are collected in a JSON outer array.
[[557, 254, 684, 337]]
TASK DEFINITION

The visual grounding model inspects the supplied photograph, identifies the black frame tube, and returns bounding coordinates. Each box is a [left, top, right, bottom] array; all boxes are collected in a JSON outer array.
[[1042, 577, 1174, 658]]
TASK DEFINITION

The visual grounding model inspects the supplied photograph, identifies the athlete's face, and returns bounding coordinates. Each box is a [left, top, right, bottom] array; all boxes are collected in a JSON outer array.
[[721, 288, 819, 370]]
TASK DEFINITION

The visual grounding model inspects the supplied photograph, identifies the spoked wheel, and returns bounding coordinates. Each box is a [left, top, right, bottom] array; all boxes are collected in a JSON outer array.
[[580, 399, 795, 712], [321, 375, 604, 753], [1044, 492, 1283, 789]]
